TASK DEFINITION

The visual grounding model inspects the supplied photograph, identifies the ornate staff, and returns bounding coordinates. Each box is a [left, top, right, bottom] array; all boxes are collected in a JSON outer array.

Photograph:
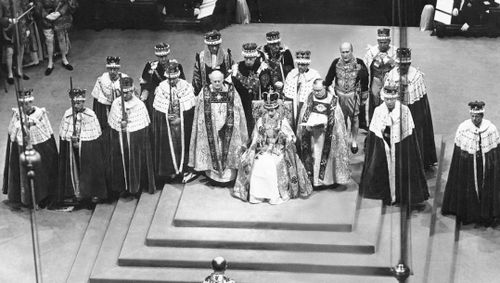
[[10, 0, 43, 282], [119, 75, 130, 192], [69, 77, 81, 199]]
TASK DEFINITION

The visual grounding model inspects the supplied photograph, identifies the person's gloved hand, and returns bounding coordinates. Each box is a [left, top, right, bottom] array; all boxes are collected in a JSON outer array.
[[193, 8, 200, 16], [461, 22, 470, 31], [46, 11, 61, 21], [452, 8, 459, 17], [140, 89, 149, 101]]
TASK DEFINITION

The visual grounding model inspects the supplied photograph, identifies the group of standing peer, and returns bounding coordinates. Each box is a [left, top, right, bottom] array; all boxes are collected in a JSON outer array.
[[2, 27, 499, 227]]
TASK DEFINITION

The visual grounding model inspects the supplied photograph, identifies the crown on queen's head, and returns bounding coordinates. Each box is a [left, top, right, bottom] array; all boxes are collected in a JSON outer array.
[[241, 42, 259, 58], [154, 42, 170, 57], [266, 31, 281, 44], [204, 30, 222, 45], [18, 89, 34, 103], [69, 88, 86, 102], [468, 100, 485, 114], [295, 50, 311, 65], [120, 77, 134, 93], [263, 89, 279, 110], [396, 47, 411, 64], [377, 28, 391, 40], [165, 61, 181, 79], [106, 56, 120, 68]]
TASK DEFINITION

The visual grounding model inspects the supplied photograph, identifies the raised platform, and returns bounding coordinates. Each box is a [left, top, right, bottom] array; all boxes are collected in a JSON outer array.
[[147, 183, 373, 253], [174, 181, 356, 231], [72, 136, 444, 282]]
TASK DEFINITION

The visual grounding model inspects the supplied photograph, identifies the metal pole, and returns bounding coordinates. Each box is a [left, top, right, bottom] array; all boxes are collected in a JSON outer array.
[[21, 146, 43, 283], [392, 0, 410, 282], [10, 0, 43, 281]]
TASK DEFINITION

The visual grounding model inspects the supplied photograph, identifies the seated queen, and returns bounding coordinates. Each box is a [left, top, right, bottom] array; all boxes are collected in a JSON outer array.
[[232, 90, 313, 204]]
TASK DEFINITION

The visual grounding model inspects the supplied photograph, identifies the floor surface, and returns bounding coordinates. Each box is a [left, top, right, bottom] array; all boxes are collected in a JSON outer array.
[[0, 23, 499, 282]]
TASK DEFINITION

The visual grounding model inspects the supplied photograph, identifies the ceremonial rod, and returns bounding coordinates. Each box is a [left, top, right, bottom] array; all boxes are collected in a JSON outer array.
[[11, 0, 43, 282], [392, 0, 410, 282], [15, 4, 35, 21]]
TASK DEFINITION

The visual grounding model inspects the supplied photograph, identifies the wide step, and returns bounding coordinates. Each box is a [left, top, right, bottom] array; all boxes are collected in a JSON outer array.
[[174, 180, 356, 231], [147, 184, 375, 253]]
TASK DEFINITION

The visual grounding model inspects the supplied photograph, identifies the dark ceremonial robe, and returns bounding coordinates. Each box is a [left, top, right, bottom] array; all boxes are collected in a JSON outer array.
[[442, 119, 500, 225], [233, 110, 312, 202], [152, 79, 196, 184], [324, 57, 369, 127], [384, 66, 437, 168], [363, 45, 396, 123], [189, 83, 248, 183], [360, 101, 429, 205], [297, 92, 351, 187], [231, 60, 269, 137], [58, 108, 107, 201], [259, 45, 294, 89], [140, 59, 186, 116], [452, 0, 488, 25], [108, 96, 155, 194], [3, 107, 58, 207], [91, 72, 129, 130], [192, 47, 232, 96]]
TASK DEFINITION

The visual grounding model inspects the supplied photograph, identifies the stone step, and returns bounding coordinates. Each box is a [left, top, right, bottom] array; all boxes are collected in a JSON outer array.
[[92, 267, 395, 283], [147, 184, 376, 254], [173, 178, 358, 232], [65, 202, 117, 282], [118, 190, 392, 276], [90, 191, 394, 282], [90, 198, 139, 280]]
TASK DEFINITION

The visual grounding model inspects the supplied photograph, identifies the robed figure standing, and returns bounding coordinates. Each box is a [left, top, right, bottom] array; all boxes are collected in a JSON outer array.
[[189, 70, 248, 185], [108, 77, 155, 197], [231, 42, 269, 137], [58, 88, 108, 204], [360, 84, 429, 206], [91, 56, 129, 130], [384, 48, 437, 169], [3, 90, 59, 207], [192, 30, 232, 96], [152, 62, 196, 187], [258, 31, 294, 91], [283, 50, 321, 124], [442, 101, 500, 226], [139, 42, 186, 117], [233, 89, 312, 204], [363, 28, 396, 123], [297, 79, 351, 189]]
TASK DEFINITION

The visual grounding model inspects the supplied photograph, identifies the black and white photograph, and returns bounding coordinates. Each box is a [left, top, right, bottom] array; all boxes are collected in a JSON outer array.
[[1, 0, 499, 282]]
